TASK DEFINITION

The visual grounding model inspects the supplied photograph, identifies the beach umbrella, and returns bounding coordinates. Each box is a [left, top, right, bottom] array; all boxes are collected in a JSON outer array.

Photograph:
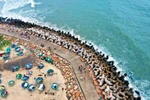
[[5, 47, 11, 54], [51, 83, 59, 90], [16, 73, 22, 79], [45, 57, 50, 62], [0, 85, 5, 92], [1, 91, 8, 98], [15, 47, 21, 52], [28, 84, 35, 92], [45, 57, 53, 64], [25, 63, 33, 70], [22, 75, 29, 81], [38, 53, 43, 57], [21, 82, 29, 89], [35, 77, 43, 84], [17, 51, 23, 56], [11, 44, 16, 48], [12, 66, 19, 72], [3, 54, 9, 60], [38, 84, 46, 91], [8, 80, 15, 87], [38, 63, 44, 69], [47, 69, 54, 76]]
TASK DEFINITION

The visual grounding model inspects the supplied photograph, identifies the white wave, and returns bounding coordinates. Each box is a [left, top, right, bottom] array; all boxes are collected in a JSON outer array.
[[0, 0, 42, 23], [2, 0, 30, 12], [1, 0, 40, 18], [30, 0, 35, 8], [30, 0, 41, 8], [132, 80, 150, 100]]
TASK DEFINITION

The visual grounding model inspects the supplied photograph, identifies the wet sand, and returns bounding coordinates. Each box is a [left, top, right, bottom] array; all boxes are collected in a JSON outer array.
[[4, 55, 35, 71]]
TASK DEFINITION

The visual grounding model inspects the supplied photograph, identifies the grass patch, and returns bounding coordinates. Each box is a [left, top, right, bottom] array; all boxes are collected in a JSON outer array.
[[0, 35, 11, 50]]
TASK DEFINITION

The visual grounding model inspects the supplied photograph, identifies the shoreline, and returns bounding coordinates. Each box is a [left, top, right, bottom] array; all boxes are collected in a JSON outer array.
[[0, 17, 141, 100]]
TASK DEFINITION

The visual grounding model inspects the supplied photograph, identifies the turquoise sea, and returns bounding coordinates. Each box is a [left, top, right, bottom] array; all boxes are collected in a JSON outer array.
[[0, 0, 150, 99]]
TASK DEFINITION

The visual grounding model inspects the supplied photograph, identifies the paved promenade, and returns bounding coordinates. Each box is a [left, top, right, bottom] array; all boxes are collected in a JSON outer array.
[[0, 29, 100, 100]]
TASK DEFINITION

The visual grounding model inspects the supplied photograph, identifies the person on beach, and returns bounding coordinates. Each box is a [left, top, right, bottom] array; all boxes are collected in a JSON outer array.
[[44, 74, 46, 78], [80, 76, 83, 80], [83, 66, 86, 70], [78, 66, 80, 71], [84, 76, 86, 80], [83, 66, 86, 72], [79, 65, 83, 72], [80, 68, 82, 72]]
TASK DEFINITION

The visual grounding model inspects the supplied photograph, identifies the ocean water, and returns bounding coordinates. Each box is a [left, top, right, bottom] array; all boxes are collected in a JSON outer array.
[[0, 0, 150, 99]]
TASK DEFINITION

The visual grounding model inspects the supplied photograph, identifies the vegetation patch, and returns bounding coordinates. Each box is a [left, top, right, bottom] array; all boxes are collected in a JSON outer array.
[[0, 35, 11, 50]]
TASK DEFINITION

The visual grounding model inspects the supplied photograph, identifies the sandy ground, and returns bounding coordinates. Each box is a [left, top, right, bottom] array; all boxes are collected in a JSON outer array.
[[0, 36, 67, 100], [0, 62, 68, 100], [0, 45, 31, 70]]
